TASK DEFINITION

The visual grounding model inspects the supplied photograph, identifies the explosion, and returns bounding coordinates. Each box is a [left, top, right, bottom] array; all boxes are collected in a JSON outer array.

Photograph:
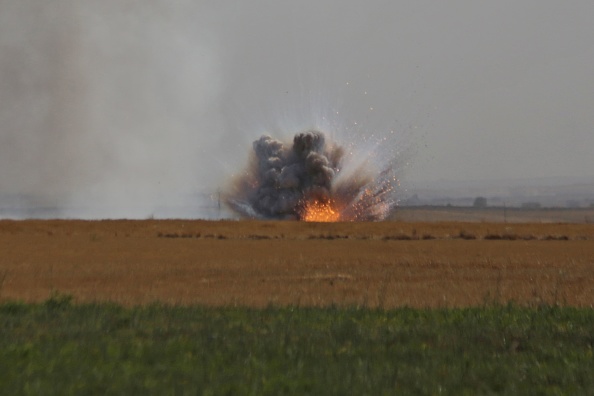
[[225, 130, 398, 221], [302, 200, 340, 222]]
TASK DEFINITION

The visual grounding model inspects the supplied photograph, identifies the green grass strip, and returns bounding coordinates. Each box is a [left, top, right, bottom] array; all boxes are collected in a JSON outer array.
[[1, 297, 593, 395]]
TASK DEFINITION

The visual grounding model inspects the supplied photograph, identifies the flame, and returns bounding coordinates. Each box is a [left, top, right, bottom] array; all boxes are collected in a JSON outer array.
[[302, 200, 340, 222]]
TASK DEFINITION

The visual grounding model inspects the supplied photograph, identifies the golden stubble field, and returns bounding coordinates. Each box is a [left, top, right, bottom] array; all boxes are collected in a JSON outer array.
[[0, 220, 593, 308]]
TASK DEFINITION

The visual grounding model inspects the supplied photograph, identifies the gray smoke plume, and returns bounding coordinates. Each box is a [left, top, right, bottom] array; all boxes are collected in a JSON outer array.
[[0, 1, 226, 219], [225, 130, 398, 221]]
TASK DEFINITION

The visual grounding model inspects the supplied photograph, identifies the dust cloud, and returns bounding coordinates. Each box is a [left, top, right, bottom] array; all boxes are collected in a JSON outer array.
[[0, 1, 225, 218]]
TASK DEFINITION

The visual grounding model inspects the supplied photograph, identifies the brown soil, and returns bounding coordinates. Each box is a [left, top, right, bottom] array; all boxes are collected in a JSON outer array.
[[1, 220, 593, 308], [390, 206, 594, 223]]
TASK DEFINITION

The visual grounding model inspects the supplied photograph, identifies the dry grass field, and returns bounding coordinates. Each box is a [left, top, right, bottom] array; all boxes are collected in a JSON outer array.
[[391, 206, 594, 223], [0, 219, 593, 308]]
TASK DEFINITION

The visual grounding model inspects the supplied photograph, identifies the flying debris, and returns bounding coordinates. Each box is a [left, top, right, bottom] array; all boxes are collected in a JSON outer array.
[[225, 130, 398, 221]]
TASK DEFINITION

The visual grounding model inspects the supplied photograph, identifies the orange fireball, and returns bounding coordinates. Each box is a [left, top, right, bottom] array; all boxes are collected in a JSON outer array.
[[302, 200, 340, 222]]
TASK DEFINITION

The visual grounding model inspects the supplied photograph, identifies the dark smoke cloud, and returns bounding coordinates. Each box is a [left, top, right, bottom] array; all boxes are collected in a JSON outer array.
[[225, 130, 398, 221]]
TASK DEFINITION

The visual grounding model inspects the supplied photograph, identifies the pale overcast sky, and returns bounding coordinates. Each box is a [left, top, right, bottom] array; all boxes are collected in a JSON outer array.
[[217, 1, 594, 183], [1, 1, 593, 215]]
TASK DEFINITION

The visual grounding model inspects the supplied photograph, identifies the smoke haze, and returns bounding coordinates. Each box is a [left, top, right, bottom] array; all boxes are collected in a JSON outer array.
[[0, 1, 225, 218]]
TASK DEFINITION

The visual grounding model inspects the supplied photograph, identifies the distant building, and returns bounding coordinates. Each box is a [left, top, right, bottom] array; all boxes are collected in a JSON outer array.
[[473, 196, 488, 208]]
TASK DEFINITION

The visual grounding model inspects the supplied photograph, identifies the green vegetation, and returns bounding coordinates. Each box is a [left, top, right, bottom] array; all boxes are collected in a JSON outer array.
[[1, 297, 593, 395]]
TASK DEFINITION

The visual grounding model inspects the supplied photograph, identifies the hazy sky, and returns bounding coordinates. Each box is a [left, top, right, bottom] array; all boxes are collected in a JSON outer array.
[[1, 1, 593, 216], [218, 1, 594, 183]]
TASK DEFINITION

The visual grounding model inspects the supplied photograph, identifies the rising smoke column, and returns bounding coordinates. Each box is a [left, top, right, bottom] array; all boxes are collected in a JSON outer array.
[[225, 130, 398, 221]]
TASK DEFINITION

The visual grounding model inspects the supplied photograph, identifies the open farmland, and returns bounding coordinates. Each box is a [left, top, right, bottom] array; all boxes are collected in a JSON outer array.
[[391, 206, 594, 223], [2, 220, 594, 394], [1, 220, 593, 308]]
